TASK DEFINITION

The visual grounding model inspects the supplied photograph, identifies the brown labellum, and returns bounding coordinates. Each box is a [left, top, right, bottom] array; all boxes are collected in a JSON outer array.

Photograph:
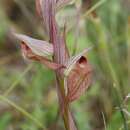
[[67, 56, 92, 102]]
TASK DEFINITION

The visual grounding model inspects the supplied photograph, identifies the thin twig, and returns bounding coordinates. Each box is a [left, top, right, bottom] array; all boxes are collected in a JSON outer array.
[[102, 111, 107, 130], [4, 64, 33, 97], [83, 0, 106, 18]]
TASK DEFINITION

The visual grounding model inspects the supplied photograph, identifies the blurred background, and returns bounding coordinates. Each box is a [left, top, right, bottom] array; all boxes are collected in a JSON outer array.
[[0, 0, 130, 130]]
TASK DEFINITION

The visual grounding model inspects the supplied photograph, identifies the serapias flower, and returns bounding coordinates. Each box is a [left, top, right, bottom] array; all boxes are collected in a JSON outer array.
[[13, 1, 93, 129], [13, 0, 92, 103]]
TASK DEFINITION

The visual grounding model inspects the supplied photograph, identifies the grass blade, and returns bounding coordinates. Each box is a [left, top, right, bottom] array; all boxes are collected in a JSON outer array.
[[0, 95, 46, 130]]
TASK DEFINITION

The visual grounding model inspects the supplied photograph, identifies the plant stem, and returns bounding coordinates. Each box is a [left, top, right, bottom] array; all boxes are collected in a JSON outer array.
[[56, 76, 69, 130], [55, 76, 77, 130], [48, 1, 77, 129]]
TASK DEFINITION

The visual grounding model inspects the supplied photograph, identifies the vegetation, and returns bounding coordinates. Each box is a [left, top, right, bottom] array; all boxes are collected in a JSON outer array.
[[0, 0, 130, 130]]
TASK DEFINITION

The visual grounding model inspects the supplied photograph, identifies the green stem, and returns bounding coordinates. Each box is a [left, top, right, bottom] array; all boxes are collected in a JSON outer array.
[[56, 76, 76, 130], [56, 77, 70, 130]]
